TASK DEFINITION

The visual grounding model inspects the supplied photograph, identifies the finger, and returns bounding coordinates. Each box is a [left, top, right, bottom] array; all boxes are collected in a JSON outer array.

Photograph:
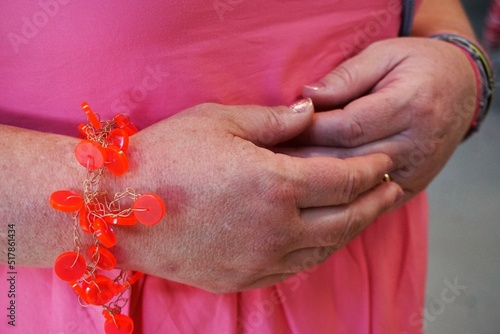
[[284, 153, 394, 208], [288, 181, 403, 255], [302, 43, 403, 108], [226, 98, 314, 146], [275, 146, 357, 159], [296, 89, 411, 147], [279, 140, 432, 206], [280, 134, 413, 161], [286, 136, 425, 183], [279, 138, 422, 190], [277, 246, 337, 274], [250, 162, 402, 280]]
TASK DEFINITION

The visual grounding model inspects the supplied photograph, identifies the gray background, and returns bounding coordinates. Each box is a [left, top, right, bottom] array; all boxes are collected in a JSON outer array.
[[425, 0, 500, 333]]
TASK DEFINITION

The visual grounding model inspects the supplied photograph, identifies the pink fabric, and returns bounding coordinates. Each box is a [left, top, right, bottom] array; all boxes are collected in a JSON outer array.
[[0, 1, 427, 333]]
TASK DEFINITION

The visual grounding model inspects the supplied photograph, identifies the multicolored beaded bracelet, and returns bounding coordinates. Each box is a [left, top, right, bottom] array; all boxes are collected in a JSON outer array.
[[50, 102, 165, 334]]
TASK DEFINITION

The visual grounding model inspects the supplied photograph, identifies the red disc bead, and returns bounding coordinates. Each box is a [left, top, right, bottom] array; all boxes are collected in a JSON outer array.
[[75, 140, 106, 170], [85, 275, 116, 306], [54, 251, 87, 282], [104, 314, 134, 334], [106, 128, 129, 152], [105, 145, 129, 176], [133, 193, 166, 226], [126, 272, 144, 286], [104, 214, 137, 226], [79, 207, 93, 234], [92, 218, 117, 248], [81, 102, 102, 130], [77, 123, 89, 138], [88, 245, 117, 270], [50, 190, 83, 212], [69, 281, 90, 304], [113, 114, 138, 135]]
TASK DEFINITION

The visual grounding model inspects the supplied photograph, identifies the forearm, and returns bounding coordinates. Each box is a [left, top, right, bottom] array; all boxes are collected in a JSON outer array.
[[0, 125, 84, 266], [412, 0, 476, 41]]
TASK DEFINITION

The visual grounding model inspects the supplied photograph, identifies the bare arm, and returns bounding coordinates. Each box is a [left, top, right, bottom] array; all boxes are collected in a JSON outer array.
[[0, 125, 82, 265], [0, 102, 401, 292], [412, 0, 476, 40], [297, 0, 479, 205]]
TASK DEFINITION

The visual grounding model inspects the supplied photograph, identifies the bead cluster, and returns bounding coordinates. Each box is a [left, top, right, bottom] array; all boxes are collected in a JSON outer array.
[[50, 102, 165, 334]]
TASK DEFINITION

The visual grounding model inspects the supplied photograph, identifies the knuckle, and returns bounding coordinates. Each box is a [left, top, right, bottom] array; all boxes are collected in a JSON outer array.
[[187, 102, 229, 125], [409, 89, 436, 119], [250, 229, 293, 256], [339, 169, 359, 203], [260, 162, 298, 205], [336, 114, 365, 147], [285, 246, 338, 274], [311, 246, 335, 265], [338, 211, 363, 245], [190, 102, 218, 115], [259, 107, 288, 143], [326, 64, 356, 88]]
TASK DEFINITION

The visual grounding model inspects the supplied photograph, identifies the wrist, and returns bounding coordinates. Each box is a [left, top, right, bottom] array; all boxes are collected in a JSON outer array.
[[49, 104, 166, 331], [429, 33, 494, 139]]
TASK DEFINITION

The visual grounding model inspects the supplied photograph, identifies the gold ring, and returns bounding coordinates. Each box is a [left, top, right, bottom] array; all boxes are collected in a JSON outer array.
[[382, 173, 391, 183]]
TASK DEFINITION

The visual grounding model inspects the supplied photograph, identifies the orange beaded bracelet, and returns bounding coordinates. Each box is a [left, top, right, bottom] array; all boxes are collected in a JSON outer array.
[[50, 102, 165, 334]]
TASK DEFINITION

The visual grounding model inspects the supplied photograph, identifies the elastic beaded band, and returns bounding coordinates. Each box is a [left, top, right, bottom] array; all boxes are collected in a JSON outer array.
[[50, 102, 166, 334], [430, 33, 494, 139]]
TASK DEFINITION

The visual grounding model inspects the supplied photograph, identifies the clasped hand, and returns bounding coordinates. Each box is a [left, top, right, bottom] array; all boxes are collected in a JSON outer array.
[[119, 100, 401, 293], [298, 37, 477, 203], [115, 38, 477, 292], [116, 38, 475, 294]]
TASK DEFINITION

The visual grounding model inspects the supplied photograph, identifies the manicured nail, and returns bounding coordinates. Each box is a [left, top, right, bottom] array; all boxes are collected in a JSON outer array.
[[303, 81, 327, 91], [289, 98, 313, 113]]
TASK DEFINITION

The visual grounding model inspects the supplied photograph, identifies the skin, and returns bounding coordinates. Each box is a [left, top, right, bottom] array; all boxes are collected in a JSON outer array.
[[0, 0, 480, 293], [0, 101, 401, 293], [294, 0, 478, 205]]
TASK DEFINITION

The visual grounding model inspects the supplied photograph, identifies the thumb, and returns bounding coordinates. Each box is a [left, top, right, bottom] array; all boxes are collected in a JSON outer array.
[[302, 45, 397, 108], [229, 98, 314, 146]]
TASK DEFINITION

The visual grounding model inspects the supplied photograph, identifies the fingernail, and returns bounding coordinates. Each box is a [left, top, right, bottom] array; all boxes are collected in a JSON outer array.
[[289, 98, 313, 113], [395, 188, 405, 202], [303, 81, 327, 91]]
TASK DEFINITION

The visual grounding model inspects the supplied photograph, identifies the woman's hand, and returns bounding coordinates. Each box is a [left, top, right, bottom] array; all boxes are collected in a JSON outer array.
[[294, 38, 477, 205], [115, 100, 401, 293]]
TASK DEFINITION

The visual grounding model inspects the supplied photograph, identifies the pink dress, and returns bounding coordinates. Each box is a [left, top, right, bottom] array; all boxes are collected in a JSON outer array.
[[0, 1, 427, 333]]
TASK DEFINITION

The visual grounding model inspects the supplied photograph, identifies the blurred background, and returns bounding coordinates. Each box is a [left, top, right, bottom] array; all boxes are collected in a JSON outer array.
[[425, 0, 500, 333]]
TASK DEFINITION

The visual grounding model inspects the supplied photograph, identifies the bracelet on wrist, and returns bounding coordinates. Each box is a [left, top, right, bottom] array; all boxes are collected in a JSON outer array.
[[49, 102, 166, 334], [429, 33, 494, 139]]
